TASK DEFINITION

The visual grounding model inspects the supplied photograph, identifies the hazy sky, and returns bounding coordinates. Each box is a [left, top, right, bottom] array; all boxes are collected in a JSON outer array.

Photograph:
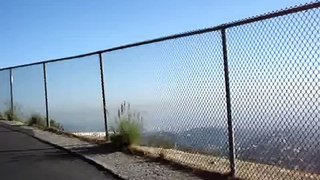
[[0, 0, 313, 68]]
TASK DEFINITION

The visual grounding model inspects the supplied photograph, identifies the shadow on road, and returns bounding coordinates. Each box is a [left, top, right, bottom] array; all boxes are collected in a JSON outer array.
[[0, 147, 57, 154], [0, 122, 118, 180], [0, 123, 76, 164], [4, 150, 75, 164]]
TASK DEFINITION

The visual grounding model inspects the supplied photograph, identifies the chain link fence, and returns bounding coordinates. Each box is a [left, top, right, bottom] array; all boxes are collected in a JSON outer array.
[[0, 2, 319, 179]]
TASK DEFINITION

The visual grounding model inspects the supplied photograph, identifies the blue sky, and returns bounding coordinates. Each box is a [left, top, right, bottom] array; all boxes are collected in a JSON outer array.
[[0, 0, 319, 133], [0, 0, 313, 68]]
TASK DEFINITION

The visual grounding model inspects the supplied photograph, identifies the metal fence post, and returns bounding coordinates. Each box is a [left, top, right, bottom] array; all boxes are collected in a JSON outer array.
[[221, 28, 236, 177], [43, 63, 50, 127], [9, 68, 14, 119], [98, 53, 109, 140]]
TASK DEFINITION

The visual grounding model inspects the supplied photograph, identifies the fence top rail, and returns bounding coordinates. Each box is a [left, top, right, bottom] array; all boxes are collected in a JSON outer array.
[[1, 1, 319, 71]]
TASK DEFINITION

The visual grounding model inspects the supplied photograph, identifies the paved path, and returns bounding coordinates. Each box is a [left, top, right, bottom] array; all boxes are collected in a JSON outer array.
[[0, 124, 117, 180]]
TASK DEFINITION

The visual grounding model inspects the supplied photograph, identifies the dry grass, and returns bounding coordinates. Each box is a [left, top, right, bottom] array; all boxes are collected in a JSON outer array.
[[129, 145, 320, 180]]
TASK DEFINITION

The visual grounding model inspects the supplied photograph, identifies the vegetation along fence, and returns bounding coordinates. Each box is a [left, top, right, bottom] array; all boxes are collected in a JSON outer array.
[[0, 2, 320, 179]]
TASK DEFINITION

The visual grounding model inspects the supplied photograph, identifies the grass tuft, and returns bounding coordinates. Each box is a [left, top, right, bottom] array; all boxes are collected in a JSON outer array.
[[4, 110, 21, 121], [0, 112, 4, 120], [110, 101, 143, 149], [27, 114, 46, 127], [27, 114, 63, 130], [110, 118, 142, 148]]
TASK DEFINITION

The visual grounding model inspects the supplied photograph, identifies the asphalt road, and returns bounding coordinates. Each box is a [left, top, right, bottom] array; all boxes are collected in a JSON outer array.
[[0, 124, 117, 180]]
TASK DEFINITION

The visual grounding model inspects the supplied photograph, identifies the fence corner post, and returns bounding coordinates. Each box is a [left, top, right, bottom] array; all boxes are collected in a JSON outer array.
[[221, 28, 236, 178], [98, 52, 109, 140]]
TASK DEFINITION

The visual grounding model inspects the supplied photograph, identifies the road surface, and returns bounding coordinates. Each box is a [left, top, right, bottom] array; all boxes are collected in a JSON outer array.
[[0, 123, 117, 180]]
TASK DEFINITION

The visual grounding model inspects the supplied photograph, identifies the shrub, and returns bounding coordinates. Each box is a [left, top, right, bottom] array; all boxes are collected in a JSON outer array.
[[110, 133, 125, 149], [27, 114, 46, 127], [110, 101, 143, 148], [4, 109, 20, 121], [50, 119, 64, 131], [119, 118, 141, 145], [0, 112, 4, 120], [27, 114, 63, 130], [111, 118, 142, 148]]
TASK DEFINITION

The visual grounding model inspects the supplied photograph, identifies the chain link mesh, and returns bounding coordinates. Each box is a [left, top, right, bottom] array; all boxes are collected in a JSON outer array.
[[0, 70, 10, 117], [12, 65, 46, 120], [227, 7, 320, 179], [104, 31, 230, 174], [45, 55, 105, 132]]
